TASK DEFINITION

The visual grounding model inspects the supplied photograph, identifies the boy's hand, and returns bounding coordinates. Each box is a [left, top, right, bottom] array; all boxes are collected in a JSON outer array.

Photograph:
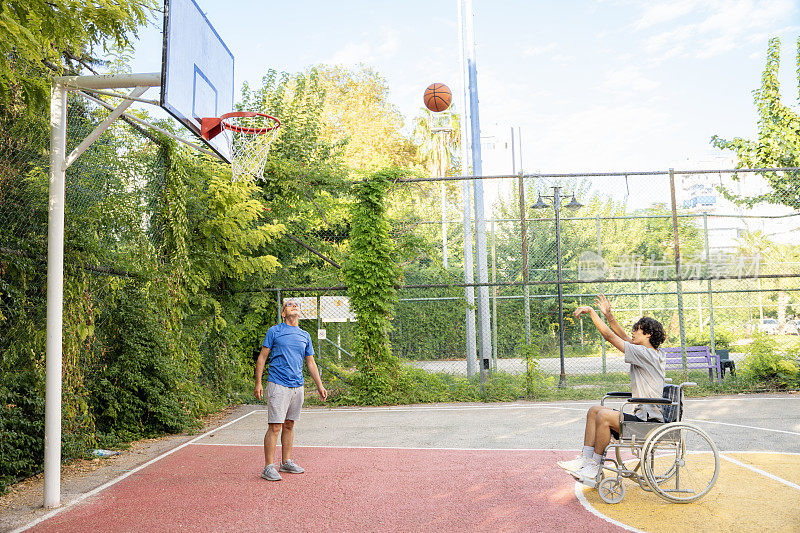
[[573, 305, 593, 318], [596, 294, 612, 316], [318, 385, 328, 402], [255, 382, 263, 400]]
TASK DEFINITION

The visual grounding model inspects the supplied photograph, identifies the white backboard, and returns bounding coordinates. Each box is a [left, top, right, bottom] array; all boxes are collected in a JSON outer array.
[[160, 0, 234, 162]]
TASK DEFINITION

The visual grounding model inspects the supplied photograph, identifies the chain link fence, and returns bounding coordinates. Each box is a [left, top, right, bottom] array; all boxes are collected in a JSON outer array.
[[4, 92, 800, 404], [375, 169, 800, 385], [264, 169, 800, 388]]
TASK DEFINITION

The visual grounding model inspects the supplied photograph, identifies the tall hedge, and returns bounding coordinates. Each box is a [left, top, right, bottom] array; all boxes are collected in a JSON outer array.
[[343, 169, 402, 402]]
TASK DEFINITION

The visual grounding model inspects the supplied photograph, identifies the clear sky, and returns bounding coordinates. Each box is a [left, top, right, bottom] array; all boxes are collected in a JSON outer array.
[[129, 0, 800, 175]]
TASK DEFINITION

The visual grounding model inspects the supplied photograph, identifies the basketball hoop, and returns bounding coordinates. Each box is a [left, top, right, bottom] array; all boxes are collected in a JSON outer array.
[[201, 111, 281, 182], [429, 110, 454, 134]]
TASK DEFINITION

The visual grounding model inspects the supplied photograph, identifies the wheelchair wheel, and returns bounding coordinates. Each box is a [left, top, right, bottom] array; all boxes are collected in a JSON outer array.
[[598, 477, 626, 504], [641, 422, 719, 503]]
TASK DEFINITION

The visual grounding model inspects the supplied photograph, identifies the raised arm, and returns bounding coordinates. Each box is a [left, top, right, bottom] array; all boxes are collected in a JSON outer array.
[[596, 294, 632, 344], [574, 306, 626, 353]]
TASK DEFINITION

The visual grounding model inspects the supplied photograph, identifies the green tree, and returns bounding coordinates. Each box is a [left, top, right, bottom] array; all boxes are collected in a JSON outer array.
[[317, 65, 417, 171], [240, 69, 350, 291], [0, 0, 156, 110], [711, 37, 800, 209]]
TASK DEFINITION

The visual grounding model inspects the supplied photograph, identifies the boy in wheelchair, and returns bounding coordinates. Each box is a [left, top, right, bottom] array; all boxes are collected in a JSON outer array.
[[559, 295, 666, 488]]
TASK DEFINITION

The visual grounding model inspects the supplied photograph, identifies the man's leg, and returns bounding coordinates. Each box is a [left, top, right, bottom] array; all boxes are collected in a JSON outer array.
[[559, 405, 604, 471], [264, 423, 282, 466], [583, 405, 604, 446], [592, 409, 621, 454], [280, 419, 294, 462], [572, 407, 620, 487]]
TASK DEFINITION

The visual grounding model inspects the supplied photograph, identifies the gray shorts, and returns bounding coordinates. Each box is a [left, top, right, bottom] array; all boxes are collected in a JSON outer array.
[[266, 381, 304, 424]]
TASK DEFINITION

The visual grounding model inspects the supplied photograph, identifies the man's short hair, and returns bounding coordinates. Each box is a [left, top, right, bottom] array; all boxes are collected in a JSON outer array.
[[281, 299, 299, 310], [633, 316, 666, 349]]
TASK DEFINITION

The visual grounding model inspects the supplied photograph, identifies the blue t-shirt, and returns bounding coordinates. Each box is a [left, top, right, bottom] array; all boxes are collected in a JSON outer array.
[[262, 323, 314, 387]]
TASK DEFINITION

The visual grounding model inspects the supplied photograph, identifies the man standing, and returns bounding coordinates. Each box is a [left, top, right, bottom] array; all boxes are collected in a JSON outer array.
[[255, 299, 327, 481]]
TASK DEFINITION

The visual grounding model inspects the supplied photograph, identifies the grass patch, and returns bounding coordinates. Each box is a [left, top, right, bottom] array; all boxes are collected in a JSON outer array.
[[302, 362, 792, 406]]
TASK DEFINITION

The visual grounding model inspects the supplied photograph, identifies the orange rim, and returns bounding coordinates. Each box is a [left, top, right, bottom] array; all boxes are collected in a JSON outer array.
[[219, 111, 281, 135]]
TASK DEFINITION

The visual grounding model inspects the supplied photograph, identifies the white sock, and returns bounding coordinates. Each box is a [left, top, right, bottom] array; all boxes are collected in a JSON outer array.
[[582, 446, 594, 458], [593, 452, 605, 465]]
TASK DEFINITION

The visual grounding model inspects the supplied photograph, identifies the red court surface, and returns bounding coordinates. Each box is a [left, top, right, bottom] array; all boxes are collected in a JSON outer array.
[[29, 445, 619, 532]]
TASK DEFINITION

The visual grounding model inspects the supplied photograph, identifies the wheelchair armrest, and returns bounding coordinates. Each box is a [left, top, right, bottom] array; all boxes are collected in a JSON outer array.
[[601, 392, 632, 406], [626, 397, 672, 405]]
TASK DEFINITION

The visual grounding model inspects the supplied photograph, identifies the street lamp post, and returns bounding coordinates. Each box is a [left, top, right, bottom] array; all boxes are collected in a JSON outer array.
[[532, 186, 582, 388]]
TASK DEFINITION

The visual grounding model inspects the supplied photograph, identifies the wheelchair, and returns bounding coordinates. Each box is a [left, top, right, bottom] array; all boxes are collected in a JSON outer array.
[[594, 380, 720, 504]]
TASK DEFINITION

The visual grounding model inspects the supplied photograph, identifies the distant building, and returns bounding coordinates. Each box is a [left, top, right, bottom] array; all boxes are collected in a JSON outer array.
[[478, 122, 522, 213], [677, 157, 800, 250]]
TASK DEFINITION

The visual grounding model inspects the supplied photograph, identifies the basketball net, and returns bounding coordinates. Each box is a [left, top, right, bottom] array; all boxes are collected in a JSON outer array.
[[202, 112, 281, 182]]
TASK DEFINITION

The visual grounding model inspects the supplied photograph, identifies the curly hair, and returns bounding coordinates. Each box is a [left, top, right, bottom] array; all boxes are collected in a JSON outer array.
[[632, 316, 666, 349]]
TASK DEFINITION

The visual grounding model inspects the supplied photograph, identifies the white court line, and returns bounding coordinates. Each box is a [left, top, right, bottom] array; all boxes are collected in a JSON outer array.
[[298, 396, 800, 415], [188, 442, 574, 452], [574, 483, 644, 533], [720, 454, 800, 491], [576, 451, 800, 531], [685, 418, 800, 437], [303, 404, 591, 413], [720, 450, 800, 455], [683, 397, 800, 402], [11, 409, 261, 533]]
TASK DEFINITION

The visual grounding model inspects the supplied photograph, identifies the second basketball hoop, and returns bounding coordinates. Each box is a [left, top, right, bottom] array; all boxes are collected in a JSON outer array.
[[201, 111, 281, 182]]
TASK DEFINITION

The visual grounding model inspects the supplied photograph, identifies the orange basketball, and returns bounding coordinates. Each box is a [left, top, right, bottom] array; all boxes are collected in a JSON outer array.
[[424, 83, 452, 112]]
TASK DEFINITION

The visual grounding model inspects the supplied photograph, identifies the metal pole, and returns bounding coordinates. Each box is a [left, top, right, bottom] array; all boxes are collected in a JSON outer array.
[[555, 187, 566, 388], [637, 264, 643, 316], [520, 175, 531, 344], [464, 0, 492, 381], [669, 169, 688, 373], [491, 219, 498, 368], [437, 130, 448, 269], [596, 214, 606, 373], [703, 213, 716, 355], [45, 79, 67, 508], [458, 0, 477, 377], [511, 127, 516, 174], [317, 295, 322, 360], [441, 180, 448, 269], [579, 296, 584, 347], [277, 290, 282, 323]]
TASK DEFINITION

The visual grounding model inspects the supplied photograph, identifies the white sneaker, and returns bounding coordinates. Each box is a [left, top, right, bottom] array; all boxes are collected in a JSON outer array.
[[279, 459, 305, 474], [558, 456, 591, 472], [573, 463, 600, 488]]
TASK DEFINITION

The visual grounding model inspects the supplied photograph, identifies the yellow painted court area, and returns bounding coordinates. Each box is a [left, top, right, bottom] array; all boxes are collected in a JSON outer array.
[[581, 452, 800, 532]]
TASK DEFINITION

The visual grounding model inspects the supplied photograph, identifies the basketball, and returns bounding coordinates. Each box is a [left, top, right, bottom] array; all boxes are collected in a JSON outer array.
[[424, 83, 452, 112]]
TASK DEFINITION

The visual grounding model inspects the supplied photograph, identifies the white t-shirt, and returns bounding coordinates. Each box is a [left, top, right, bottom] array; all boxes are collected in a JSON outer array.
[[624, 342, 666, 421]]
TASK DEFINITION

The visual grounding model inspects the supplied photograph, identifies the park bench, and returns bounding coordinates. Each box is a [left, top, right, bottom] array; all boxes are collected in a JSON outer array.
[[662, 346, 722, 383]]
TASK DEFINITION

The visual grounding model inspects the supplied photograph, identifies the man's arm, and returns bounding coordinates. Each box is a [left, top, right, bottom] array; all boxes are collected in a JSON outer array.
[[574, 306, 626, 352], [596, 294, 632, 343], [254, 346, 269, 400], [304, 356, 328, 401]]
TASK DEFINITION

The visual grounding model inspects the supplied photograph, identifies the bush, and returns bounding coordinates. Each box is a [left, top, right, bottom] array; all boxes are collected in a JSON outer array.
[[684, 326, 735, 350], [516, 337, 556, 397], [88, 286, 192, 443], [0, 370, 45, 493], [740, 334, 800, 389]]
